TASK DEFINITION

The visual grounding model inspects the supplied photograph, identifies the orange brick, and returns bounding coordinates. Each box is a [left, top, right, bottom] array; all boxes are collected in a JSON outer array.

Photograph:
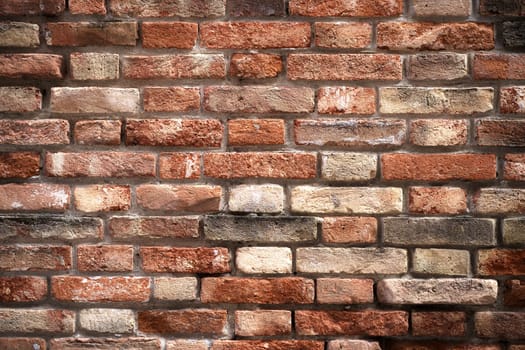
[[228, 119, 285, 145], [143, 87, 200, 112], [142, 22, 197, 49]]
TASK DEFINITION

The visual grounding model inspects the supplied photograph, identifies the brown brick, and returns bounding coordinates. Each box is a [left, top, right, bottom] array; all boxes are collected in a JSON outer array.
[[143, 87, 200, 112], [0, 309, 74, 334], [235, 310, 291, 336], [0, 54, 63, 79], [296, 310, 408, 336], [318, 87, 375, 114], [474, 188, 525, 214], [408, 53, 468, 80], [109, 0, 226, 18], [413, 249, 470, 276], [201, 22, 310, 49], [503, 21, 525, 48], [410, 119, 468, 146], [413, 0, 470, 16], [0, 338, 47, 350], [74, 120, 121, 145], [142, 22, 197, 48], [51, 87, 139, 114], [0, 245, 71, 271], [204, 152, 316, 179], [505, 280, 525, 306], [137, 185, 221, 212], [70, 52, 119, 80], [503, 218, 525, 245], [138, 309, 227, 335], [501, 86, 525, 114], [315, 22, 371, 48], [0, 119, 69, 145], [77, 245, 133, 272], [126, 119, 223, 147], [213, 341, 323, 350], [229, 53, 282, 79], [46, 22, 137, 46], [122, 54, 225, 79], [141, 247, 230, 273], [109, 216, 199, 240], [74, 185, 130, 212], [0, 276, 47, 302], [322, 217, 377, 244], [52, 276, 150, 302], [377, 22, 494, 50], [0, 87, 41, 112], [51, 338, 161, 350], [328, 340, 381, 350], [160, 153, 201, 179], [289, 0, 403, 17], [288, 54, 402, 81], [201, 277, 314, 304], [505, 154, 525, 181], [409, 187, 467, 214], [227, 0, 285, 17], [0, 0, 65, 15], [69, 0, 106, 14], [228, 119, 284, 146], [0, 152, 39, 178], [474, 54, 525, 80], [480, 0, 525, 16], [387, 341, 501, 350], [476, 119, 525, 147], [412, 312, 466, 337], [478, 249, 525, 276], [316, 278, 374, 304], [0, 22, 39, 47], [0, 184, 70, 211], [475, 312, 525, 339]]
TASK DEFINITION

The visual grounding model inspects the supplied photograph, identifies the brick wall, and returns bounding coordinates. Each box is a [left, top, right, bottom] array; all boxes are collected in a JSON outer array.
[[0, 0, 524, 349]]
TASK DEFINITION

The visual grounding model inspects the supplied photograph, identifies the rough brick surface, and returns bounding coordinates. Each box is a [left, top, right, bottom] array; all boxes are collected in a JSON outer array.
[[0, 22, 39, 47]]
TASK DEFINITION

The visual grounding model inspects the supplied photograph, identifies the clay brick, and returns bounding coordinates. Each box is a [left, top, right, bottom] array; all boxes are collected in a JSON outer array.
[[212, 341, 323, 350], [141, 247, 230, 273], [52, 276, 150, 302], [153, 277, 198, 301], [0, 245, 71, 271], [318, 87, 375, 115], [109, 0, 226, 18], [476, 119, 525, 147], [0, 309, 74, 334], [501, 86, 525, 114], [0, 87, 41, 112], [229, 184, 284, 213], [503, 218, 525, 245], [136, 185, 222, 212], [126, 119, 223, 147], [0, 184, 70, 211], [167, 340, 208, 350], [409, 187, 467, 214], [79, 309, 135, 334], [474, 54, 525, 80], [74, 120, 121, 145], [0, 276, 47, 302], [289, 0, 403, 17], [0, 22, 39, 47], [412, 0, 470, 16], [109, 216, 199, 240], [0, 119, 69, 145], [0, 54, 63, 79], [46, 22, 137, 46], [51, 87, 139, 114], [235, 310, 291, 336], [228, 119, 285, 146], [321, 152, 377, 181], [142, 22, 197, 48], [504, 154, 525, 181], [408, 53, 468, 80], [51, 338, 160, 350], [138, 309, 228, 335], [503, 21, 525, 48], [412, 312, 467, 337], [201, 22, 310, 49], [227, 0, 285, 17], [0, 0, 65, 15], [159, 153, 201, 179], [475, 312, 525, 339], [478, 249, 525, 275], [74, 185, 130, 213], [315, 22, 371, 48], [480, 0, 525, 16], [77, 245, 133, 272], [410, 119, 468, 146], [413, 249, 470, 276], [0, 152, 39, 178], [0, 338, 47, 350], [322, 217, 377, 244], [70, 52, 119, 80], [474, 188, 525, 214], [328, 340, 381, 350], [236, 247, 292, 274], [316, 278, 374, 304], [69, 0, 106, 14], [143, 87, 200, 112], [229, 53, 282, 79], [387, 341, 501, 350], [288, 54, 402, 81], [201, 277, 314, 304], [504, 280, 525, 306]]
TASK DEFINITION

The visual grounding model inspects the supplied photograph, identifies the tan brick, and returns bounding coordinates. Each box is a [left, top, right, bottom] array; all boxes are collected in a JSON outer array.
[[51, 338, 160, 350], [409, 187, 467, 214], [412, 311, 466, 337], [412, 0, 470, 16], [236, 247, 292, 274], [315, 22, 371, 48], [74, 120, 121, 145], [138, 309, 228, 335], [413, 249, 470, 276], [228, 119, 285, 145], [503, 218, 525, 245], [51, 87, 139, 113], [0, 184, 70, 211], [229, 53, 282, 79], [77, 245, 133, 272], [0, 22, 39, 47], [74, 185, 130, 212], [140, 247, 230, 273], [69, 0, 106, 14], [0, 309, 74, 334], [328, 340, 381, 350], [0, 87, 41, 112], [229, 184, 284, 213], [79, 309, 135, 334], [318, 87, 375, 114], [474, 188, 525, 214], [235, 310, 291, 336], [153, 277, 198, 301], [322, 217, 377, 244], [136, 185, 222, 212], [317, 278, 374, 304], [0, 276, 47, 302], [167, 340, 209, 350], [0, 152, 39, 178], [408, 53, 468, 80], [109, 216, 199, 240], [0, 54, 63, 79], [46, 22, 137, 46], [289, 0, 403, 17], [142, 22, 197, 49], [109, 0, 226, 17], [159, 153, 201, 179], [143, 87, 200, 112], [410, 119, 468, 146], [70, 52, 119, 80], [321, 152, 377, 181]]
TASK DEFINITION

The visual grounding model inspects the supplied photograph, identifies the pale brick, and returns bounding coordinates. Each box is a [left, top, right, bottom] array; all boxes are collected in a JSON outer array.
[[235, 310, 291, 336], [229, 184, 284, 213], [153, 277, 198, 301], [474, 188, 525, 214], [236, 247, 292, 274], [74, 185, 130, 212], [79, 309, 135, 334], [413, 249, 470, 276], [410, 119, 468, 146], [167, 340, 209, 350], [412, 0, 470, 17], [503, 218, 525, 245], [317, 278, 374, 304], [0, 87, 41, 112], [0, 184, 70, 211], [317, 87, 375, 114], [109, 0, 226, 17], [51, 87, 139, 113], [70, 53, 119, 80], [0, 22, 39, 47], [321, 152, 377, 181], [0, 309, 75, 333], [328, 340, 381, 350], [408, 53, 468, 80]]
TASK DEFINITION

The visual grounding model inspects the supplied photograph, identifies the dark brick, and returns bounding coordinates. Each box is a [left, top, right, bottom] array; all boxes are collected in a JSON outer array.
[[227, 0, 285, 16], [504, 280, 525, 306], [480, 0, 524, 16], [503, 22, 525, 48]]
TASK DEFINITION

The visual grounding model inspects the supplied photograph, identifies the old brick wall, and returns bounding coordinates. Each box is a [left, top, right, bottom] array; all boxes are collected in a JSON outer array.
[[0, 0, 524, 349]]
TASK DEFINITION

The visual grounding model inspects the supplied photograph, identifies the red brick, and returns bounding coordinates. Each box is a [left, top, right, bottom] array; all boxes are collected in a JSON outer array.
[[316, 278, 374, 304], [69, 0, 106, 14], [204, 152, 316, 179], [315, 22, 371, 48], [0, 184, 70, 211], [109, 0, 226, 18], [474, 54, 525, 80], [318, 87, 375, 114], [109, 216, 199, 240], [0, 245, 71, 271], [0, 119, 68, 145], [0, 54, 63, 79], [122, 55, 225, 79], [478, 249, 525, 276], [229, 53, 282, 79], [0, 87, 42, 112], [212, 341, 323, 350], [138, 309, 227, 335], [387, 341, 501, 350], [143, 87, 200, 112], [136, 185, 222, 212], [0, 152, 39, 178], [382, 154, 496, 181], [228, 119, 285, 145], [46, 22, 137, 46], [476, 119, 525, 147], [505, 154, 525, 181], [235, 310, 291, 336], [412, 312, 466, 337], [46, 152, 155, 178], [142, 22, 197, 48], [377, 22, 494, 50], [322, 217, 377, 244], [74, 120, 121, 145], [126, 119, 223, 147], [409, 187, 468, 214], [475, 311, 525, 339], [289, 0, 403, 17], [295, 310, 408, 336], [159, 153, 201, 179], [0, 276, 47, 302], [52, 276, 150, 302], [505, 280, 525, 306], [227, 0, 285, 17], [288, 54, 402, 81], [410, 119, 468, 146], [501, 86, 525, 114], [74, 185, 130, 212], [0, 0, 65, 15], [201, 277, 314, 304], [201, 22, 310, 49], [50, 338, 161, 350], [140, 247, 230, 273], [0, 338, 47, 350], [77, 245, 133, 272]]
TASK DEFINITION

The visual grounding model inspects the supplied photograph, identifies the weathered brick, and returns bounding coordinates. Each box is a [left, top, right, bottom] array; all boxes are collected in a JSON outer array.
[[316, 278, 374, 304], [291, 186, 403, 214], [474, 54, 525, 80], [504, 280, 525, 306], [229, 184, 284, 213], [51, 87, 139, 114], [315, 22, 371, 48], [0, 87, 41, 112], [413, 249, 470, 276], [501, 86, 525, 114], [201, 22, 310, 49], [318, 87, 375, 115], [475, 312, 525, 339], [296, 247, 407, 274], [383, 218, 496, 246], [229, 53, 282, 79], [46, 22, 137, 46], [412, 312, 466, 337], [52, 276, 150, 302], [413, 0, 470, 16], [478, 249, 525, 276], [380, 87, 494, 114], [0, 22, 39, 47], [294, 119, 406, 147], [0, 54, 63, 79], [212, 341, 323, 350], [204, 86, 314, 113], [77, 245, 133, 272], [288, 54, 402, 81], [0, 0, 65, 15], [143, 87, 200, 112], [0, 276, 47, 302], [0, 245, 71, 271], [142, 22, 197, 48], [408, 53, 468, 80], [474, 188, 525, 214], [201, 277, 314, 304], [505, 154, 525, 181], [74, 120, 121, 145], [126, 119, 223, 147], [51, 338, 160, 350], [167, 340, 208, 350], [476, 119, 525, 146], [0, 338, 46, 350], [141, 247, 230, 273], [136, 185, 221, 212], [0, 184, 70, 211], [153, 277, 198, 301], [69, 0, 106, 14], [204, 216, 317, 242], [387, 341, 501, 350], [122, 54, 225, 79], [228, 119, 285, 146], [70, 52, 119, 80], [236, 247, 292, 274], [409, 187, 468, 214], [235, 310, 291, 336], [480, 0, 525, 16], [138, 309, 228, 335], [378, 279, 498, 304], [74, 185, 130, 212], [0, 119, 69, 145], [503, 21, 525, 48], [289, 0, 403, 17], [295, 310, 408, 336], [0, 309, 74, 334], [503, 218, 525, 245], [328, 340, 381, 350], [109, 0, 226, 17], [322, 217, 377, 244], [109, 216, 199, 240], [160, 153, 201, 179], [0, 152, 39, 178], [321, 152, 377, 181], [79, 309, 135, 334], [410, 119, 468, 146], [227, 0, 285, 16]]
